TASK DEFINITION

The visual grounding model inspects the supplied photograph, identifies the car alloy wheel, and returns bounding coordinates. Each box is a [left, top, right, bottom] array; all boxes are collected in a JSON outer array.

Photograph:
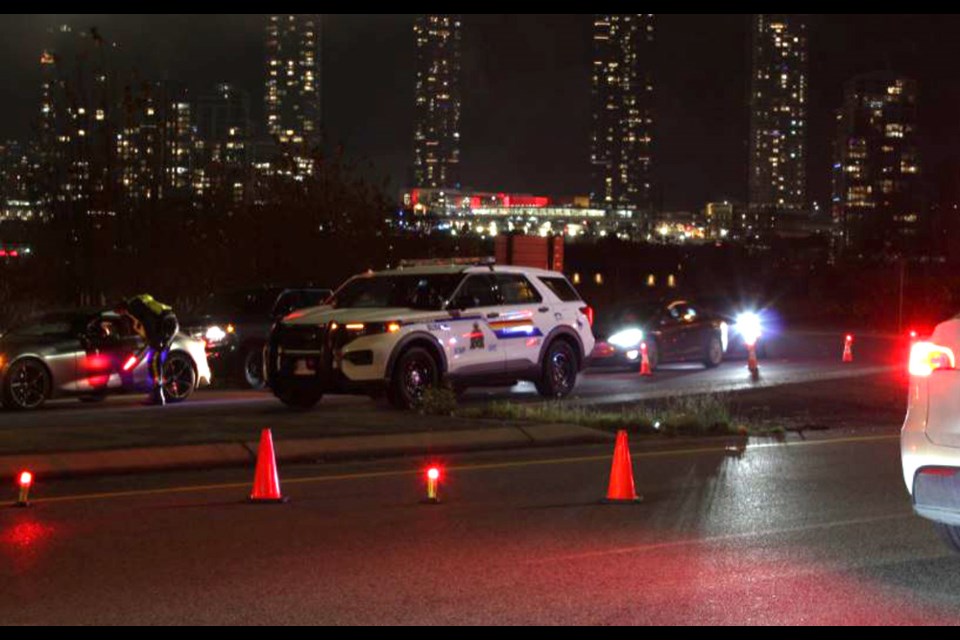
[[7, 360, 49, 410], [549, 349, 576, 395], [162, 353, 196, 402], [402, 354, 435, 405]]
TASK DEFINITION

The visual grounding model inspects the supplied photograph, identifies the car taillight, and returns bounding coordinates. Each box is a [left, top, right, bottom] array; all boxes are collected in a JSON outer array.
[[909, 341, 956, 377], [580, 305, 594, 327]]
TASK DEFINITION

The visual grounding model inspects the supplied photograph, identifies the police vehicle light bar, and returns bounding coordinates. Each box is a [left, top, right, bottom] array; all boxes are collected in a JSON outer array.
[[398, 257, 496, 268]]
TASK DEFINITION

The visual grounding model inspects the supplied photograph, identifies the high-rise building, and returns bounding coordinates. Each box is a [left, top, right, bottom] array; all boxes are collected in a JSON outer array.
[[265, 14, 321, 147], [117, 80, 166, 203], [195, 83, 252, 203], [748, 14, 807, 215], [35, 24, 118, 218], [590, 14, 655, 211], [165, 99, 197, 195], [412, 14, 461, 190], [831, 73, 922, 256]]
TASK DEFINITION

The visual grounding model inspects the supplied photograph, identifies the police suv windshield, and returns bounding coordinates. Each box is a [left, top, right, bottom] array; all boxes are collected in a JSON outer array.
[[331, 274, 464, 310]]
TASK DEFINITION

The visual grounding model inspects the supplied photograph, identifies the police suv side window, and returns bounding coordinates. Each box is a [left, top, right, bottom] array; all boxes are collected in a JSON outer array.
[[452, 275, 498, 309], [496, 274, 542, 305]]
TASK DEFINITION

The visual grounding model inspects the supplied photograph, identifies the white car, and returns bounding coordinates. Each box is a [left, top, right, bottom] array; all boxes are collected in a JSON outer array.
[[902, 318, 960, 550], [265, 260, 595, 410]]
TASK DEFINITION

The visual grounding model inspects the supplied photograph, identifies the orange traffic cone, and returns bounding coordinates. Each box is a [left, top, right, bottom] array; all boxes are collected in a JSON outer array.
[[747, 343, 760, 379], [604, 430, 641, 503], [639, 342, 652, 376], [842, 334, 854, 363], [249, 428, 287, 503]]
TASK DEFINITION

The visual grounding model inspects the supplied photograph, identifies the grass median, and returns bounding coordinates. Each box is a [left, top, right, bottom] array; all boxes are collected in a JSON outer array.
[[433, 391, 780, 438]]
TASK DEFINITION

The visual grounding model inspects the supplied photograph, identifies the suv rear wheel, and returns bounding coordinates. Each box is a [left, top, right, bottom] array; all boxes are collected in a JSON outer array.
[[535, 339, 579, 399], [388, 347, 440, 410]]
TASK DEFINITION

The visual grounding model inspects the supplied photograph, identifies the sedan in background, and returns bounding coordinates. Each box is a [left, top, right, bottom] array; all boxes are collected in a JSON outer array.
[[0, 310, 211, 410], [591, 299, 740, 370], [183, 287, 331, 389]]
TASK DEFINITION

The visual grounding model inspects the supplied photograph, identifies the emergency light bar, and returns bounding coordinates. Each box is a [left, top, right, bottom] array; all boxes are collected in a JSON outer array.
[[399, 257, 496, 268]]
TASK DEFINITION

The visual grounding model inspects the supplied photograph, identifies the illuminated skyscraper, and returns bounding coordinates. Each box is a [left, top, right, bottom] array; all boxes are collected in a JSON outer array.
[[831, 73, 921, 255], [196, 83, 252, 203], [412, 14, 461, 190], [590, 14, 655, 212], [265, 14, 321, 147], [748, 14, 807, 213], [36, 24, 118, 217]]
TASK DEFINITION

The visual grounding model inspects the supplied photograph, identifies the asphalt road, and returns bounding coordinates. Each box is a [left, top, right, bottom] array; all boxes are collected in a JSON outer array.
[[2, 434, 957, 624], [0, 330, 901, 455]]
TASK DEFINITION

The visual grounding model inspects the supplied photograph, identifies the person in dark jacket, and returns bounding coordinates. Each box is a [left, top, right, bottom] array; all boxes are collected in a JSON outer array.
[[115, 294, 179, 405]]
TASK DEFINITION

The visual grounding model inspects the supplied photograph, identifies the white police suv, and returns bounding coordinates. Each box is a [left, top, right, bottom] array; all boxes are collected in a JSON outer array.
[[902, 319, 960, 550], [265, 259, 595, 410]]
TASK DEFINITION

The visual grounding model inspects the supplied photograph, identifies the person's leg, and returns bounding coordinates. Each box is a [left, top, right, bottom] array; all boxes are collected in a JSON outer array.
[[148, 341, 166, 405]]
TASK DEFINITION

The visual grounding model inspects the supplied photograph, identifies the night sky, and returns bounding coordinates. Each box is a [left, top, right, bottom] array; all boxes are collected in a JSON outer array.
[[1, 14, 958, 209]]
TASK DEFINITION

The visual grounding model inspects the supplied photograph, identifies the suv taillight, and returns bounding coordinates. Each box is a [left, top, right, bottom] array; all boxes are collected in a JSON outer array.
[[909, 341, 956, 377], [580, 305, 594, 327]]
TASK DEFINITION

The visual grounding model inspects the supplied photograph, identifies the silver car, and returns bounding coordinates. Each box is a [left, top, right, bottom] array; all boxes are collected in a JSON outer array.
[[0, 310, 211, 410]]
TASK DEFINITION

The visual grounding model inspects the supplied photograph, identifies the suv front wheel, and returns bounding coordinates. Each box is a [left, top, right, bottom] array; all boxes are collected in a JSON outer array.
[[535, 340, 579, 399], [388, 347, 440, 410]]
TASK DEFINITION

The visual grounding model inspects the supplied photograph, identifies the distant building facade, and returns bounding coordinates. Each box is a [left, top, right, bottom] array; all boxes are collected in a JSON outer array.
[[590, 14, 655, 212], [265, 14, 321, 147], [748, 14, 808, 217], [831, 73, 922, 256], [412, 14, 462, 190]]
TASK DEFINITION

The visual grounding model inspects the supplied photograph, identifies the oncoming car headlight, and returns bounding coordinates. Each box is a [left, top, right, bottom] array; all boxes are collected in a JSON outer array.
[[202, 324, 235, 346], [608, 328, 645, 349]]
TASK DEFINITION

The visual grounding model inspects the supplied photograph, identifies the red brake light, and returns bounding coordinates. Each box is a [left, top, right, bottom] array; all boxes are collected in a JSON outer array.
[[580, 305, 594, 327], [909, 341, 956, 377]]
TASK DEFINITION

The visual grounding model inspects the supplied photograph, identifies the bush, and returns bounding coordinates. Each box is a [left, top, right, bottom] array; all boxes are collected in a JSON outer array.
[[420, 385, 458, 416]]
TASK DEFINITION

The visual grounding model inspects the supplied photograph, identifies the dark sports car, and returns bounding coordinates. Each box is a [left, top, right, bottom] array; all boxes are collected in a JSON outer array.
[[0, 310, 211, 410], [590, 299, 736, 370], [182, 287, 331, 389]]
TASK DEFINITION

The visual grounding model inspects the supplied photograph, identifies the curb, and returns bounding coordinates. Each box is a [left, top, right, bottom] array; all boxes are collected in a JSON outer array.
[[0, 423, 617, 481]]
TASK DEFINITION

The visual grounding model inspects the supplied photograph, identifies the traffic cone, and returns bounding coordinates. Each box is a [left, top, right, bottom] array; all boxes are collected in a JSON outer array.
[[842, 334, 854, 363], [747, 342, 760, 379], [639, 342, 652, 377], [604, 430, 641, 503], [249, 428, 287, 503]]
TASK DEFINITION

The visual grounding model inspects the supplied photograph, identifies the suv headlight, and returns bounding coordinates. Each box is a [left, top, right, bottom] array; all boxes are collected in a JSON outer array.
[[343, 322, 402, 338], [608, 328, 644, 349]]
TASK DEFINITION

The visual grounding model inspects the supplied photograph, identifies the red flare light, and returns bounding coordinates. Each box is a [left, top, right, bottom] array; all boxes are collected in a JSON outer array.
[[18, 471, 32, 489]]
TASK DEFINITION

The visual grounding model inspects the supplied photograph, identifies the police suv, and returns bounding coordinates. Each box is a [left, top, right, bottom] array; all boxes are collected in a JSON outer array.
[[265, 259, 595, 410]]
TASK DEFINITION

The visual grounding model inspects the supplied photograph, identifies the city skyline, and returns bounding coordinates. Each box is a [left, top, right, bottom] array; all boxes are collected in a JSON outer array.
[[0, 15, 958, 214]]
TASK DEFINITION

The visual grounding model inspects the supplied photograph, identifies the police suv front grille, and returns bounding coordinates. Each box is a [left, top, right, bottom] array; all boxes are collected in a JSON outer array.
[[278, 324, 325, 352]]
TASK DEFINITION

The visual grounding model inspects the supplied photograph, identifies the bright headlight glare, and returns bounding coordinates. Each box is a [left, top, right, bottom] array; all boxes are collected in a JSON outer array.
[[608, 328, 645, 349], [205, 325, 228, 344], [735, 312, 762, 346]]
